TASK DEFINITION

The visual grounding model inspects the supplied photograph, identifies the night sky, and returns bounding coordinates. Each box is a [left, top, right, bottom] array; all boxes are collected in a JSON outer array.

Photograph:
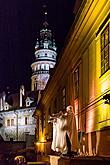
[[0, 0, 75, 93]]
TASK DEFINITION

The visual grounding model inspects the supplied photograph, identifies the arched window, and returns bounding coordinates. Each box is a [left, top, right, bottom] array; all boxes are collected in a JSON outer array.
[[41, 64, 44, 70], [46, 64, 49, 70], [37, 64, 40, 70]]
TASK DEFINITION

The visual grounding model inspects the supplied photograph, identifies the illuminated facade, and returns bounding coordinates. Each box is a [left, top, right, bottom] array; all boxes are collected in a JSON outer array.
[[34, 0, 110, 156], [0, 86, 36, 141], [31, 11, 57, 91], [0, 106, 36, 141]]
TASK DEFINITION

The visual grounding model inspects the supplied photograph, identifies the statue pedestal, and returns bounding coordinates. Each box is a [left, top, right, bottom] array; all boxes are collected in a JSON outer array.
[[49, 155, 60, 165], [49, 155, 71, 165]]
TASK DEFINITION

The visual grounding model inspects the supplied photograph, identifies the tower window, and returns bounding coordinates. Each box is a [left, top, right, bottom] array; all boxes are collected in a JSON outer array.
[[44, 65, 46, 70], [38, 64, 40, 70], [101, 23, 110, 75], [40, 65, 42, 70], [46, 64, 49, 70], [44, 42, 48, 49], [50, 64, 53, 68], [41, 64, 44, 70]]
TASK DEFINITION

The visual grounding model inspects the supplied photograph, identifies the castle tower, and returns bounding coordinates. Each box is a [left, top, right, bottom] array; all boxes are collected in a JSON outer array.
[[31, 9, 57, 91]]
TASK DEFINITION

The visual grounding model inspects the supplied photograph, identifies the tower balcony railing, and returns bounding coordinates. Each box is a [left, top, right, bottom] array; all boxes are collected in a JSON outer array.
[[35, 56, 56, 62], [32, 69, 49, 75], [35, 45, 55, 50]]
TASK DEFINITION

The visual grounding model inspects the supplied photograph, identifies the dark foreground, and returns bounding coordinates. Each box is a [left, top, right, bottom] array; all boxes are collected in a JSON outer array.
[[0, 154, 110, 165]]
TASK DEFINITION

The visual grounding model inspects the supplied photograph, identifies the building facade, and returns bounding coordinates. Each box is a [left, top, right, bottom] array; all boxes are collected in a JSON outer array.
[[0, 107, 36, 141], [0, 86, 36, 141], [34, 0, 110, 156]]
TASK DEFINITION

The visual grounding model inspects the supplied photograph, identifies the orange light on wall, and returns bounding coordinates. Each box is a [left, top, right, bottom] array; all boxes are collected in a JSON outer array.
[[40, 135, 46, 143], [74, 99, 79, 131], [101, 80, 109, 93], [86, 109, 95, 133]]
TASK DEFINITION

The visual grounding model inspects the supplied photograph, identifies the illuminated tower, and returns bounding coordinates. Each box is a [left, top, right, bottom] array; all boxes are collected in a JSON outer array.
[[31, 10, 57, 91]]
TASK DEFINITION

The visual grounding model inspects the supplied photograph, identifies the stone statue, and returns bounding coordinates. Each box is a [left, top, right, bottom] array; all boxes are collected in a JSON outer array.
[[49, 106, 74, 155]]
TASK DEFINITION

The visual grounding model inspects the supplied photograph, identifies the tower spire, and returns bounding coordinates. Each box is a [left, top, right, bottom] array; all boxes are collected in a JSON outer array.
[[42, 5, 48, 28], [31, 6, 57, 91]]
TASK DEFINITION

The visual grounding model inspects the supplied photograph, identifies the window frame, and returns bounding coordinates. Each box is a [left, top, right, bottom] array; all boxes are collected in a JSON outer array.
[[11, 119, 14, 126], [7, 119, 10, 127], [25, 117, 28, 125], [101, 23, 110, 75], [74, 67, 79, 99]]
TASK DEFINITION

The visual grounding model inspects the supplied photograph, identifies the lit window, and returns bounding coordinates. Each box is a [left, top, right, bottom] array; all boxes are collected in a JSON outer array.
[[44, 42, 48, 49], [46, 64, 49, 70], [11, 119, 14, 126], [74, 68, 79, 99], [101, 23, 110, 75], [44, 65, 46, 70], [37, 64, 40, 70], [7, 119, 10, 127], [41, 64, 44, 70], [50, 64, 53, 68]]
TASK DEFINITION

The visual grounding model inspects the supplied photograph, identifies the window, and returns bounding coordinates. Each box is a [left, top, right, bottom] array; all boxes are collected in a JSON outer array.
[[49, 107, 51, 115], [45, 53, 47, 56], [50, 64, 53, 68], [62, 87, 66, 110], [46, 64, 49, 70], [25, 117, 28, 125], [34, 81, 37, 90], [37, 64, 40, 70], [101, 23, 110, 75], [44, 65, 46, 70], [7, 119, 10, 127], [27, 101, 30, 106], [11, 119, 14, 126], [74, 68, 79, 99], [41, 64, 44, 70]]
